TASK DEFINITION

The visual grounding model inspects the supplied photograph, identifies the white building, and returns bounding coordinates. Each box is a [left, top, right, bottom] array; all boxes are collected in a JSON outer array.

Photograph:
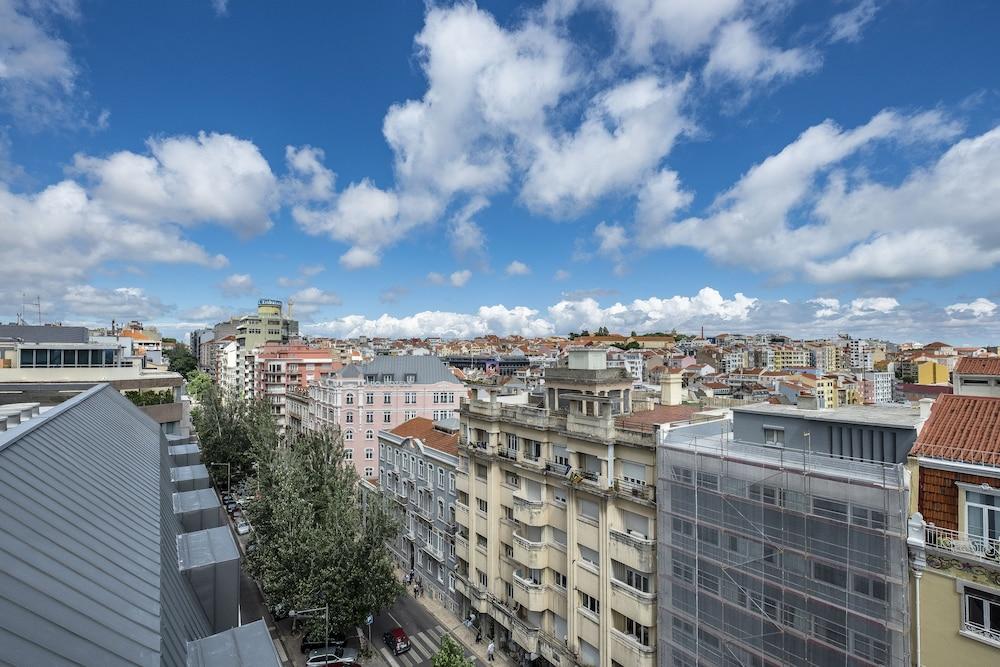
[[861, 370, 893, 404], [847, 339, 874, 371]]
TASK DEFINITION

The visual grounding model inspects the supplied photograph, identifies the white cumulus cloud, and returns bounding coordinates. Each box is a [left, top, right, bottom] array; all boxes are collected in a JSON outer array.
[[506, 260, 531, 276], [946, 298, 997, 318]]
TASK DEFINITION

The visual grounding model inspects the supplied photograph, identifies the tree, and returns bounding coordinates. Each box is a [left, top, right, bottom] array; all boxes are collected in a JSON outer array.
[[186, 370, 213, 400], [190, 385, 258, 483], [245, 427, 403, 635], [165, 343, 198, 375], [432, 635, 473, 667], [596, 326, 609, 336]]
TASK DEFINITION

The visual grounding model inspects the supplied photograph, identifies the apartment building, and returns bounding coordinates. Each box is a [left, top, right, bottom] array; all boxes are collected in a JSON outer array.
[[861, 370, 894, 405], [252, 341, 339, 429], [906, 394, 1000, 665], [952, 357, 1000, 397], [455, 348, 670, 667], [772, 346, 810, 371], [606, 349, 644, 384], [848, 339, 875, 371], [379, 417, 463, 613], [305, 356, 463, 478], [658, 403, 925, 667]]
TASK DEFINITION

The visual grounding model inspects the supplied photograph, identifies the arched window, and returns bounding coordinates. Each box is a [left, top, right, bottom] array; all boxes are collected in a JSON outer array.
[[344, 429, 354, 441], [346, 411, 354, 423], [365, 429, 374, 440], [345, 393, 354, 405], [365, 447, 374, 460]]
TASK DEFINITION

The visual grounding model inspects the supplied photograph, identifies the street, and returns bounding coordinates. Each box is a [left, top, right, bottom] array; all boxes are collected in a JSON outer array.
[[368, 591, 482, 667]]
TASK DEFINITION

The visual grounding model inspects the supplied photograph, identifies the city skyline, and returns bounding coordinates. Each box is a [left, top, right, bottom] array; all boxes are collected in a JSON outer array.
[[3, 1, 1000, 343]]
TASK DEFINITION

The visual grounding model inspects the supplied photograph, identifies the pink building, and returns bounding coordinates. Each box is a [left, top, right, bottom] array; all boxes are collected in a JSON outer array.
[[306, 356, 464, 478], [253, 341, 341, 429]]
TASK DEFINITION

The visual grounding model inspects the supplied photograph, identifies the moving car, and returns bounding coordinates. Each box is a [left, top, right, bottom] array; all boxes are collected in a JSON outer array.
[[383, 627, 410, 655], [236, 519, 251, 535], [300, 632, 347, 653], [305, 646, 358, 666]]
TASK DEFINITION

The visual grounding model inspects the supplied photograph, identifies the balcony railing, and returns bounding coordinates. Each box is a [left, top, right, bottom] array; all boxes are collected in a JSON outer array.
[[963, 621, 1000, 644], [614, 477, 655, 502], [926, 524, 1000, 565], [498, 448, 518, 461], [545, 461, 571, 476]]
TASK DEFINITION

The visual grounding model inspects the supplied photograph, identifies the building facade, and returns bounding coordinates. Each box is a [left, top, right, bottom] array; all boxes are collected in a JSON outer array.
[[379, 418, 463, 614], [657, 405, 920, 667], [305, 356, 463, 478], [454, 349, 660, 667], [252, 341, 339, 430]]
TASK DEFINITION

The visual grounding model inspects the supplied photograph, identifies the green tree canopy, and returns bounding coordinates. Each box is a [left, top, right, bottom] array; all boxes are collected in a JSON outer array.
[[186, 370, 213, 400], [431, 635, 473, 667], [165, 343, 198, 375]]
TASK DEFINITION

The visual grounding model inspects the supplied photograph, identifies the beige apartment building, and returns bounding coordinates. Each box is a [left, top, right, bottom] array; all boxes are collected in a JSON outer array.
[[453, 348, 662, 667]]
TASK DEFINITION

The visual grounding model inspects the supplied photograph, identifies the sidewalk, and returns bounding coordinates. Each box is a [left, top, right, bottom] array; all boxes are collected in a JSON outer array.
[[397, 570, 515, 667]]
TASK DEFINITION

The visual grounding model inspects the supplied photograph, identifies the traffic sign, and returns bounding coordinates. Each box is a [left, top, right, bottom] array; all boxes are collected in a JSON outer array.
[[365, 613, 374, 626]]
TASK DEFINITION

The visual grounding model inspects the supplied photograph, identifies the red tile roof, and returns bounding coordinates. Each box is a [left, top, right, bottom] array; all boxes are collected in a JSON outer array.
[[616, 404, 702, 428], [955, 357, 1000, 376], [390, 417, 459, 455], [912, 394, 1000, 466]]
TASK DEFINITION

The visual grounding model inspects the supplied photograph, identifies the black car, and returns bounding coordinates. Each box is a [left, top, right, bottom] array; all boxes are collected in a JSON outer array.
[[300, 632, 348, 653]]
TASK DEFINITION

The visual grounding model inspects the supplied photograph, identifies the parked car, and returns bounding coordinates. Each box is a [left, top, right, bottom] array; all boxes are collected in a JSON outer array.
[[300, 632, 347, 653], [383, 627, 410, 655], [305, 646, 358, 666], [224, 501, 238, 513], [236, 520, 251, 535]]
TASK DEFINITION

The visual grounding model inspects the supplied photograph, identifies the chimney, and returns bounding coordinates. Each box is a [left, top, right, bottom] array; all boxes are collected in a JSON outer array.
[[918, 397, 934, 421], [661, 371, 682, 406]]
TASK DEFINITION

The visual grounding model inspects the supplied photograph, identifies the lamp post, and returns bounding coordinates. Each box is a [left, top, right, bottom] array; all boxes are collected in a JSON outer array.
[[209, 462, 231, 494], [290, 604, 330, 653]]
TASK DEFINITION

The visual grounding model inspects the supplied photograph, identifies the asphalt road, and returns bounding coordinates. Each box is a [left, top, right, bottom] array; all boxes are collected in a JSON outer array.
[[369, 592, 481, 667]]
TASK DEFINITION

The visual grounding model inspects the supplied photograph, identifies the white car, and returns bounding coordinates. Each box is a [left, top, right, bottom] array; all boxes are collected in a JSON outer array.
[[236, 519, 252, 535]]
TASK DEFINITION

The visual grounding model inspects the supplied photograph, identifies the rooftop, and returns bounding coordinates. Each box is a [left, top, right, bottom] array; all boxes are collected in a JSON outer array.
[[734, 402, 925, 429], [955, 356, 1000, 376], [390, 417, 459, 455], [912, 394, 1000, 466]]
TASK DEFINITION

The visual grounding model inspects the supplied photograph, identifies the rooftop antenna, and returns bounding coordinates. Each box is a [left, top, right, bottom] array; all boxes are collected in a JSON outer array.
[[287, 298, 294, 318]]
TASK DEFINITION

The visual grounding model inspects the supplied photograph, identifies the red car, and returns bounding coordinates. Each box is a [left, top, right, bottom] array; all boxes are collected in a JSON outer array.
[[383, 627, 410, 655]]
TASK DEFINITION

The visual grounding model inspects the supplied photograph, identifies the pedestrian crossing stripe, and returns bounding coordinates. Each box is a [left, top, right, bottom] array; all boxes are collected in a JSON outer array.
[[378, 625, 476, 667]]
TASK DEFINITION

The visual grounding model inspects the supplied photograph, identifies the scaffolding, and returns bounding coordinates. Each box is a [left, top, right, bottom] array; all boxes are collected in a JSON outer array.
[[657, 421, 910, 667]]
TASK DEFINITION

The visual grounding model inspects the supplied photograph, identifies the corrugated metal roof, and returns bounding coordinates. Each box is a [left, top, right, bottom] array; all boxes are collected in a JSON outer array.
[[0, 383, 212, 666], [172, 489, 221, 514], [176, 527, 240, 570], [0, 324, 89, 344], [185, 620, 281, 667]]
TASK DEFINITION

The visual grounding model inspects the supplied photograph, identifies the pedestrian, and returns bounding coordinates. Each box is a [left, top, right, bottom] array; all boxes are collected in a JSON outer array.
[[404, 572, 411, 584], [475, 628, 482, 643], [487, 640, 495, 661]]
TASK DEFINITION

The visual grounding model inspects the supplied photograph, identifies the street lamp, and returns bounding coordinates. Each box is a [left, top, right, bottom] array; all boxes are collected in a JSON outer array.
[[209, 462, 231, 494], [290, 604, 330, 653]]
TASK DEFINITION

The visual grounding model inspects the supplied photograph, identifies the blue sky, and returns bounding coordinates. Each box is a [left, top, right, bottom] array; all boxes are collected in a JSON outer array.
[[3, 0, 1000, 342]]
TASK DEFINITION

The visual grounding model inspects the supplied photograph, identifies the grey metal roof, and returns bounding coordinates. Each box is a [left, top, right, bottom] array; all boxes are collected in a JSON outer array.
[[171, 464, 210, 483], [0, 324, 89, 344], [186, 620, 281, 667], [358, 355, 461, 385], [169, 444, 202, 457], [172, 489, 222, 514], [176, 527, 240, 570], [0, 383, 212, 666]]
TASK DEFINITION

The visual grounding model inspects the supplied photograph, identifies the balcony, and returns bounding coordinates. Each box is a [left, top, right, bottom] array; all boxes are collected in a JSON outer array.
[[498, 448, 519, 462], [609, 628, 655, 667], [455, 533, 470, 556], [509, 616, 540, 654], [609, 528, 655, 573], [413, 503, 433, 522], [568, 468, 606, 493], [499, 404, 550, 429], [455, 502, 470, 527], [456, 473, 469, 495], [454, 573, 469, 597], [422, 540, 445, 561], [512, 572, 548, 612], [926, 524, 1000, 567], [513, 533, 549, 569], [610, 578, 656, 627], [513, 495, 548, 527], [545, 461, 571, 477], [613, 477, 655, 503], [565, 412, 616, 442]]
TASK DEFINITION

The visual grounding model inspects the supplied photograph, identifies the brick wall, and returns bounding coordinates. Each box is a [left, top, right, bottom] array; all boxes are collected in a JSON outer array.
[[918, 466, 1000, 529]]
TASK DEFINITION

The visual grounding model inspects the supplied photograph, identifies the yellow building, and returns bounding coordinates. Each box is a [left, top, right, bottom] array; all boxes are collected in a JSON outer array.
[[455, 348, 666, 667], [908, 394, 1000, 666], [793, 372, 839, 408], [916, 360, 950, 385]]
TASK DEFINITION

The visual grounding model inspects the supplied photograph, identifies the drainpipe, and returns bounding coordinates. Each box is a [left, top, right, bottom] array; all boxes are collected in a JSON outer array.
[[913, 569, 922, 667], [907, 512, 927, 667]]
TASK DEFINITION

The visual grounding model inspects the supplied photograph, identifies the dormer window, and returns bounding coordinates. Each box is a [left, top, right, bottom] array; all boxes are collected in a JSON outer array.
[[405, 374, 417, 383], [382, 374, 393, 382]]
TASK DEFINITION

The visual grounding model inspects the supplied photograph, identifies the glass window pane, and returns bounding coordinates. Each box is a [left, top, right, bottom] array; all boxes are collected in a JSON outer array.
[[90, 350, 102, 366], [49, 349, 62, 366], [20, 349, 33, 367], [104, 349, 114, 366], [968, 595, 985, 626], [64, 350, 76, 366], [968, 506, 985, 539], [35, 349, 49, 367]]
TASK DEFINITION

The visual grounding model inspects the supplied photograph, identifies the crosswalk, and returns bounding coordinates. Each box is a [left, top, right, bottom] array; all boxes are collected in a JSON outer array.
[[377, 624, 475, 667]]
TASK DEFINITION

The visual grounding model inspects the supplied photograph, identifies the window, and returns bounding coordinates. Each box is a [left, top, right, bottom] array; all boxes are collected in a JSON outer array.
[[380, 446, 386, 461], [580, 592, 600, 615], [852, 574, 887, 601], [697, 569, 719, 594], [365, 412, 374, 424], [344, 449, 354, 460], [405, 373, 417, 383], [449, 472, 456, 491], [438, 469, 445, 488], [967, 490, 1000, 547], [814, 497, 848, 521], [345, 412, 354, 424], [579, 544, 599, 567], [505, 581, 515, 599], [365, 429, 374, 440], [502, 505, 514, 521], [505, 472, 520, 487], [814, 562, 848, 589], [438, 499, 444, 519], [671, 466, 693, 484], [671, 554, 694, 583], [346, 393, 354, 405], [365, 392, 374, 405], [697, 471, 719, 490], [852, 633, 889, 664], [383, 412, 392, 423], [624, 618, 651, 646], [672, 517, 693, 537], [475, 464, 487, 481], [697, 525, 719, 547], [344, 430, 354, 441], [405, 392, 416, 404], [763, 427, 784, 444], [553, 488, 567, 504], [813, 615, 847, 649], [364, 467, 374, 478], [476, 533, 488, 549], [405, 410, 416, 421], [478, 570, 488, 587], [418, 461, 425, 478], [964, 586, 1000, 642], [504, 543, 514, 559], [365, 448, 374, 460], [553, 571, 567, 588], [477, 498, 488, 513], [384, 392, 392, 404]]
